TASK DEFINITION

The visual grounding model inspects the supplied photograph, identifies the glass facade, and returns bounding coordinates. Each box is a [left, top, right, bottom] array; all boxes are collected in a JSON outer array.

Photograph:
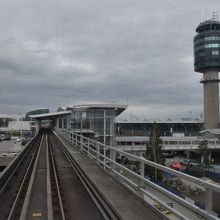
[[67, 109, 117, 146], [194, 21, 220, 72], [116, 122, 203, 137], [55, 105, 127, 146], [194, 43, 220, 51], [0, 118, 13, 128]]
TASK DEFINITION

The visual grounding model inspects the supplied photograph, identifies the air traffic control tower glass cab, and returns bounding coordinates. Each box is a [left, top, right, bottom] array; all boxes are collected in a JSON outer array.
[[194, 19, 220, 72], [57, 104, 127, 147]]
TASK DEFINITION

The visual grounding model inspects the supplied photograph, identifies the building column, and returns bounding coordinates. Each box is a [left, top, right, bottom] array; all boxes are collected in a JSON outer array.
[[56, 118, 59, 129], [103, 110, 106, 145], [186, 151, 191, 160], [67, 115, 70, 129], [62, 118, 64, 129], [35, 121, 39, 132]]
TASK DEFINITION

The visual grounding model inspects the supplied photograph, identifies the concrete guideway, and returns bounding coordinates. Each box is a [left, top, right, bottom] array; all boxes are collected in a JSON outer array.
[[55, 132, 164, 220], [0, 129, 131, 220], [49, 133, 107, 220], [60, 129, 220, 220], [19, 133, 48, 220]]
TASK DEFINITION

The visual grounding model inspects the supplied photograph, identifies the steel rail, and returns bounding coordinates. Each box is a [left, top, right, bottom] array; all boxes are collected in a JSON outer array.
[[7, 134, 44, 220], [48, 134, 66, 220], [19, 134, 45, 220], [53, 135, 121, 220], [46, 134, 53, 220]]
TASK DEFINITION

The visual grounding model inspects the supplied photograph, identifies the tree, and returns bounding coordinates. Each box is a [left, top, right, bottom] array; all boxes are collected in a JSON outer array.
[[198, 140, 210, 176], [144, 123, 165, 181]]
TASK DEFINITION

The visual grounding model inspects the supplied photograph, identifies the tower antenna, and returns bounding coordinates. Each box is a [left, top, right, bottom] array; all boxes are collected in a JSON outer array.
[[213, 11, 218, 21]]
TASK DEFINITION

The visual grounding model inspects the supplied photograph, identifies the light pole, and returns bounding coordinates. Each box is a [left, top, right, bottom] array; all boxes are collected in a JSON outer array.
[[18, 113, 23, 139], [80, 112, 86, 149]]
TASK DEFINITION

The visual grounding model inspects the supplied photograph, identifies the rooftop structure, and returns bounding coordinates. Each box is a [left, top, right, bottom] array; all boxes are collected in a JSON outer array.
[[25, 108, 49, 120], [30, 103, 128, 146], [66, 103, 128, 115], [29, 110, 71, 120]]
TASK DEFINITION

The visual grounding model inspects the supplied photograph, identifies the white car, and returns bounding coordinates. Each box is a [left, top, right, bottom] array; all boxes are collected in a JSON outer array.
[[15, 138, 22, 143]]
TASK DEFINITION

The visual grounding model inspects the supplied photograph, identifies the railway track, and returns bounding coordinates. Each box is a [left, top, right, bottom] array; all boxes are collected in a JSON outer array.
[[0, 129, 120, 220]]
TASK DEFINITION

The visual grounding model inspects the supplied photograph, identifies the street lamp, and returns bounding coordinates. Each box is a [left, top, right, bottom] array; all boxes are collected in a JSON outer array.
[[18, 113, 23, 139]]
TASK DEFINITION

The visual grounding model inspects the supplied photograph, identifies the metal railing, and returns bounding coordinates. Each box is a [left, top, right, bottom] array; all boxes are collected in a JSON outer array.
[[60, 129, 220, 220], [0, 132, 39, 194]]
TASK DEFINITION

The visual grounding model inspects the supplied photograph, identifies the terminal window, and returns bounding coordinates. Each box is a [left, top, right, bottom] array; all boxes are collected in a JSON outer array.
[[212, 50, 219, 55]]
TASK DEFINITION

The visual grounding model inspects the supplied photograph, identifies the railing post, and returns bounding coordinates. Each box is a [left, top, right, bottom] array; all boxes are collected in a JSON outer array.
[[68, 131, 70, 142], [87, 139, 90, 155], [205, 188, 213, 212], [96, 143, 100, 163], [72, 133, 75, 146], [74, 134, 77, 148], [110, 148, 116, 169], [140, 160, 145, 188], [72, 132, 74, 145], [80, 134, 83, 150], [103, 146, 106, 169], [78, 135, 80, 149]]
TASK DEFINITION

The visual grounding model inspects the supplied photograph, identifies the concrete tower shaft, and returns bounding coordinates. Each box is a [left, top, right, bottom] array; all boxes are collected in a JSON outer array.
[[194, 19, 220, 130], [202, 71, 220, 129]]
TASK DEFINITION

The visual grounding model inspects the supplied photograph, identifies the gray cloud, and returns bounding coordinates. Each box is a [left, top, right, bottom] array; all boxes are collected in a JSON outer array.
[[0, 0, 219, 118]]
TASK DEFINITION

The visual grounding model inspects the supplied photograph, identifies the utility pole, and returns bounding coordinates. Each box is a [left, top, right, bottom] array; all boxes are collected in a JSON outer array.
[[18, 113, 23, 139], [152, 123, 157, 181]]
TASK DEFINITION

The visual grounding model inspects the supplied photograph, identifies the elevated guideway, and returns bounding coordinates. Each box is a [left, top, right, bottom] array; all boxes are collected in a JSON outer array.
[[59, 129, 220, 220], [1, 128, 220, 220], [0, 129, 162, 220]]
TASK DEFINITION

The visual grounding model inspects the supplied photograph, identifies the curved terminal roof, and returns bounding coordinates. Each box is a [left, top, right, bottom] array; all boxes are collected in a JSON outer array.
[[67, 104, 128, 116], [26, 108, 49, 116], [196, 19, 220, 33], [30, 104, 128, 120], [29, 110, 71, 120]]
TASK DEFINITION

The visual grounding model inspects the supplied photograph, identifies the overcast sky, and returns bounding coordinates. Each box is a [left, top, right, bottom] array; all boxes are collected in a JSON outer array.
[[0, 0, 219, 119]]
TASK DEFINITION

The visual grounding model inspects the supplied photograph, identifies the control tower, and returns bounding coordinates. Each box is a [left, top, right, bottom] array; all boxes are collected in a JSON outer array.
[[194, 18, 220, 129]]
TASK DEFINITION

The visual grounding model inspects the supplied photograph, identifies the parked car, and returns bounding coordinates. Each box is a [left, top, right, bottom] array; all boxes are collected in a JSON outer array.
[[2, 152, 17, 157], [181, 159, 192, 167], [21, 138, 31, 145], [15, 138, 22, 143], [170, 162, 185, 171]]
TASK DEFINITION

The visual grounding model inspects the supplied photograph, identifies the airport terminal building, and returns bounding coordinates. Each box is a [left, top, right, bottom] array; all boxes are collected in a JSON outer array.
[[29, 104, 216, 158]]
